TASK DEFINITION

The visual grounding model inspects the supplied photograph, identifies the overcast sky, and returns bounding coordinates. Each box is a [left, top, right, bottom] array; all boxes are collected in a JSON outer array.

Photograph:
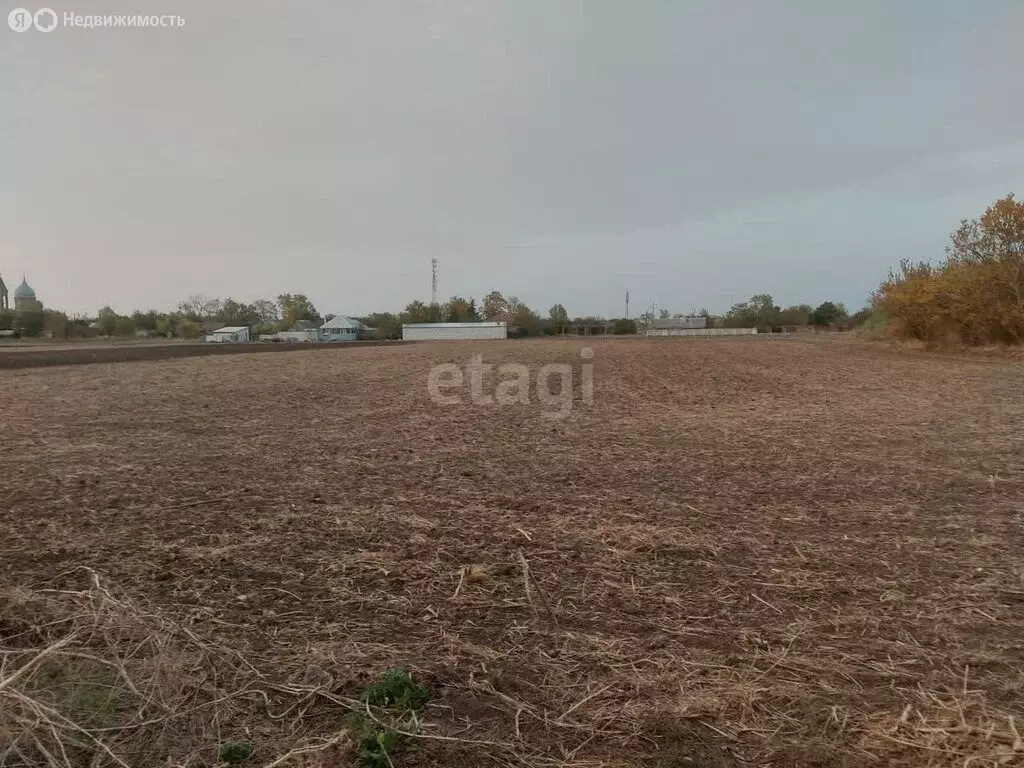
[[2, 1, 1022, 317]]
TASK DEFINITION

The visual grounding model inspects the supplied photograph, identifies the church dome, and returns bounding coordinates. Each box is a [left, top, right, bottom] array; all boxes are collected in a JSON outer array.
[[14, 278, 35, 298]]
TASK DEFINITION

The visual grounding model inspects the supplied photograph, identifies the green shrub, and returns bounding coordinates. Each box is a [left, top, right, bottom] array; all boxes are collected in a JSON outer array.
[[354, 720, 403, 768], [360, 668, 430, 710], [351, 668, 431, 767], [218, 741, 254, 764]]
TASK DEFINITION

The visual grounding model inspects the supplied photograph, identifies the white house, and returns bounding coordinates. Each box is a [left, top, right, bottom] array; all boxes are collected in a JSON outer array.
[[205, 326, 250, 343], [320, 315, 367, 342], [402, 322, 507, 341]]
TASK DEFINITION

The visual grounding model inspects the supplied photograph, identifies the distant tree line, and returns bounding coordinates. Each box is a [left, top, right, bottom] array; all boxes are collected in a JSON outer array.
[[704, 294, 861, 334], [9, 194, 1020, 345], [0, 294, 327, 340], [0, 286, 865, 340], [356, 290, 861, 340]]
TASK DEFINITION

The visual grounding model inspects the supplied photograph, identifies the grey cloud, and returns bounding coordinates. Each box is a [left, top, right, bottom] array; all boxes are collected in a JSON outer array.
[[1, 0, 1022, 315]]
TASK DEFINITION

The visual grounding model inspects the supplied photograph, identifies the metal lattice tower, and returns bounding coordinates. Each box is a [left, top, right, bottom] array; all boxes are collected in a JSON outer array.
[[431, 258, 438, 306]]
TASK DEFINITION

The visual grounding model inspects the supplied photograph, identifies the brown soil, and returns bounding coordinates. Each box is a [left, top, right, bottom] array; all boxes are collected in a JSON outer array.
[[2, 337, 1022, 767], [0, 339, 405, 369]]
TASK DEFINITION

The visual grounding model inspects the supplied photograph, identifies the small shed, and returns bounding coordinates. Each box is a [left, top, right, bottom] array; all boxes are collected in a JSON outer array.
[[320, 315, 367, 342], [205, 326, 250, 343]]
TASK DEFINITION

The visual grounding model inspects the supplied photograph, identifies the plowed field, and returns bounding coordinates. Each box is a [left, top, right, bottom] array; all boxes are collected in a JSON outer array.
[[2, 338, 1022, 767]]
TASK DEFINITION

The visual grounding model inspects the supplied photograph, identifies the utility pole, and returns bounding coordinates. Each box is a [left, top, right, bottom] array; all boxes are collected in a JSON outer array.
[[625, 289, 630, 319], [431, 258, 438, 306]]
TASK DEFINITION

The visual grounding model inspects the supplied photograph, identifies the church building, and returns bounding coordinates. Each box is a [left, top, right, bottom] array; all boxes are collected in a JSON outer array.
[[0, 274, 42, 312]]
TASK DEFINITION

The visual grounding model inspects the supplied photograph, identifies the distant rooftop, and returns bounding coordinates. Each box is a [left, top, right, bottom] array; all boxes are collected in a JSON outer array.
[[402, 322, 506, 328], [649, 317, 707, 330], [14, 278, 35, 298], [321, 315, 367, 330]]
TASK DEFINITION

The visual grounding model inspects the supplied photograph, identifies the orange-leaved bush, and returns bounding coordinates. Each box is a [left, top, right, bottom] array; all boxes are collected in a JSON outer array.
[[875, 195, 1024, 345]]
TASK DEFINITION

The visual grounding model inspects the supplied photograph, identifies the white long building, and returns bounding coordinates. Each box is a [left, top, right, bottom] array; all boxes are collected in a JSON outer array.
[[402, 321, 507, 341], [205, 326, 250, 343], [646, 327, 757, 337]]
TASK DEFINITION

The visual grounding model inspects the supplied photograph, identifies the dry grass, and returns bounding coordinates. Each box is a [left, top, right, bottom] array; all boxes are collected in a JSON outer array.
[[0, 569, 357, 767], [1, 337, 1023, 766]]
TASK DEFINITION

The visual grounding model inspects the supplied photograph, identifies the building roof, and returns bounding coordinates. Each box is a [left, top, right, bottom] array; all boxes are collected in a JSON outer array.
[[649, 316, 707, 330], [14, 278, 35, 298], [402, 322, 506, 328], [321, 315, 367, 331], [211, 326, 249, 333]]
